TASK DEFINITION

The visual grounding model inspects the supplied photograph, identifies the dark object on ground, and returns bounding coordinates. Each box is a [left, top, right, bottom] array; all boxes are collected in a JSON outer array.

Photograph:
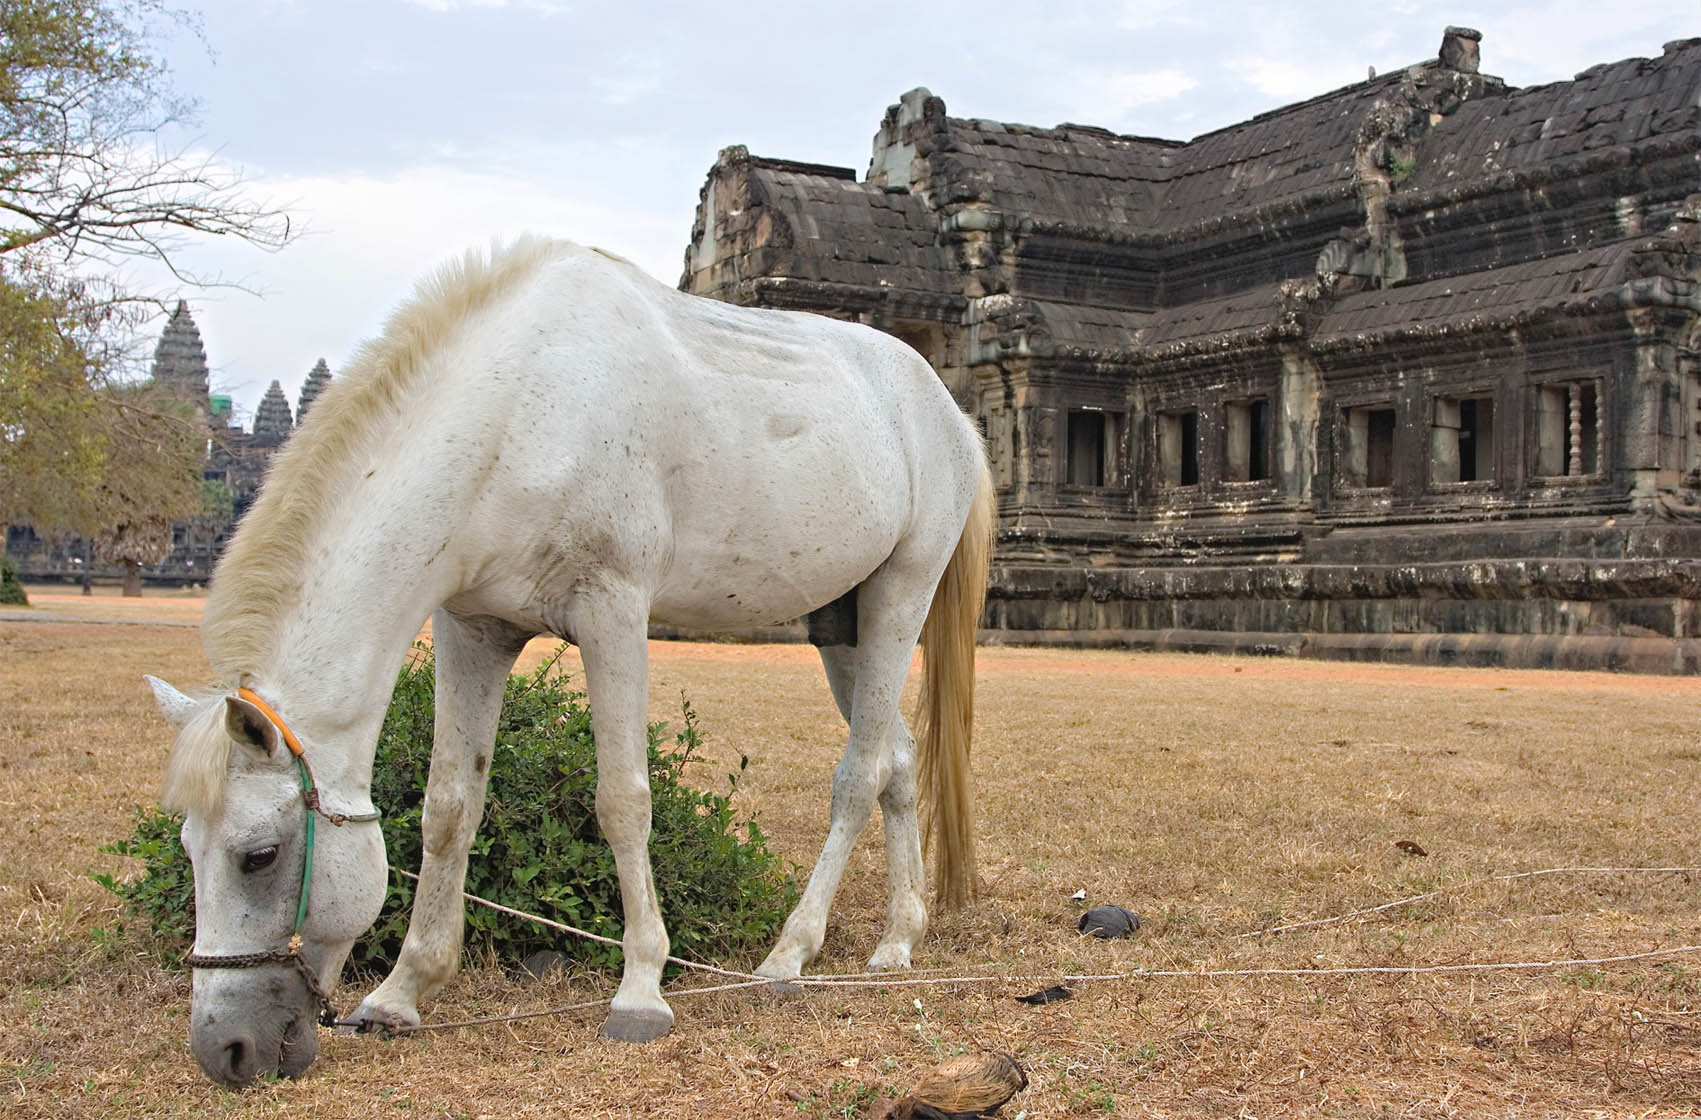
[[869, 1052, 1029, 1119], [520, 949, 569, 982], [1078, 904, 1140, 938], [1015, 984, 1072, 1005], [1395, 840, 1429, 857]]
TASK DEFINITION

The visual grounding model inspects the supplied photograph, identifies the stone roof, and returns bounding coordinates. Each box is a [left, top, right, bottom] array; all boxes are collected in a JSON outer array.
[[918, 69, 1437, 238], [931, 121, 1174, 234], [743, 162, 948, 294], [999, 230, 1697, 364], [1013, 285, 1299, 359], [685, 30, 1700, 364], [1314, 240, 1643, 348], [1406, 37, 1701, 197], [1161, 79, 1398, 228]]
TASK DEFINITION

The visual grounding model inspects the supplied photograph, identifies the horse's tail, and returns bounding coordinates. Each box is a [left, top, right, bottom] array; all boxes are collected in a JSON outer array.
[[917, 458, 996, 909]]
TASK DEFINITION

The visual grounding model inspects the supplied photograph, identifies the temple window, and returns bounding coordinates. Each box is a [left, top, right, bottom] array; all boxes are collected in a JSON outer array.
[[1535, 381, 1600, 477], [1066, 408, 1123, 487], [1224, 398, 1271, 483], [1430, 394, 1495, 485], [890, 320, 944, 367], [1157, 408, 1199, 487], [1342, 404, 1396, 488]]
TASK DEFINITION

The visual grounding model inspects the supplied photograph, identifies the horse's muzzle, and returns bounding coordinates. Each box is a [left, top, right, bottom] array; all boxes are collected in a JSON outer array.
[[189, 968, 321, 1087]]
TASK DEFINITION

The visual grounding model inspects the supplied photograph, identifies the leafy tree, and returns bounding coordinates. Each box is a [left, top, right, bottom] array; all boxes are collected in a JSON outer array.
[[0, 274, 106, 531], [0, 0, 290, 570], [0, 554, 25, 604], [90, 379, 201, 595], [0, 278, 205, 594]]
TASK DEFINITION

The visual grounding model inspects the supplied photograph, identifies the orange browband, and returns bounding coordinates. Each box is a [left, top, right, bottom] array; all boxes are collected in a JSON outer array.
[[236, 687, 306, 759]]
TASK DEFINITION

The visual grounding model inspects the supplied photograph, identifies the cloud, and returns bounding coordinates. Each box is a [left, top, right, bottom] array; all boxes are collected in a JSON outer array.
[[1076, 68, 1201, 126], [400, 0, 572, 11], [400, 0, 510, 9], [121, 157, 681, 416], [590, 56, 664, 106], [1227, 53, 1374, 104], [1478, 0, 1696, 83], [1112, 0, 1195, 31]]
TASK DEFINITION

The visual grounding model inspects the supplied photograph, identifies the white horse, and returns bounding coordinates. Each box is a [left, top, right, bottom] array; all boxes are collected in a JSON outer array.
[[145, 238, 994, 1088]]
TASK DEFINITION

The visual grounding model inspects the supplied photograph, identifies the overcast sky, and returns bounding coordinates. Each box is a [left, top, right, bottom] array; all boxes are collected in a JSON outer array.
[[134, 1, 1697, 421]]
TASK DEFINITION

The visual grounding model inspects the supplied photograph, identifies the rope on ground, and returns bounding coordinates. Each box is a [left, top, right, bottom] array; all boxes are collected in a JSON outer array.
[[393, 978, 776, 1035], [1234, 865, 1701, 939], [391, 867, 758, 983], [384, 863, 1701, 1034], [790, 943, 1701, 989]]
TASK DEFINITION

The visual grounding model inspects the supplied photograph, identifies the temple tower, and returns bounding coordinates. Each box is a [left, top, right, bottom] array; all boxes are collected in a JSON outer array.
[[296, 358, 331, 423], [252, 380, 294, 446], [149, 301, 211, 417]]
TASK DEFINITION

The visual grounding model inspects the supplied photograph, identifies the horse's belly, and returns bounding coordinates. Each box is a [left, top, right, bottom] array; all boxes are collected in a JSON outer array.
[[649, 553, 880, 630], [650, 453, 905, 629], [651, 522, 899, 629]]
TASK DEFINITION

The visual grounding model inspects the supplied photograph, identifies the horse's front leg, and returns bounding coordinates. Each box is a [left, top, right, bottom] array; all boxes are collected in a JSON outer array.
[[345, 612, 529, 1034], [574, 593, 674, 1042]]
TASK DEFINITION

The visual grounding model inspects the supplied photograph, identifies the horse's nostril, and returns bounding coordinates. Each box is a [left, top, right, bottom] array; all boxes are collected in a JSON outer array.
[[222, 1037, 253, 1085]]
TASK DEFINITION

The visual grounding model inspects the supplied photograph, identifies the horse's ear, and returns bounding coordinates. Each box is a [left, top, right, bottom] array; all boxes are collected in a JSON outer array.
[[145, 676, 198, 729], [224, 696, 279, 756]]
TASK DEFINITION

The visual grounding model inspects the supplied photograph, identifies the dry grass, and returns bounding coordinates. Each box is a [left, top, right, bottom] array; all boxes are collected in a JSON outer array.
[[3, 586, 1700, 1118]]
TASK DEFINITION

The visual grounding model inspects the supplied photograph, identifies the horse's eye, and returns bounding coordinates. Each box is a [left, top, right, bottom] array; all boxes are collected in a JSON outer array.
[[242, 846, 279, 873]]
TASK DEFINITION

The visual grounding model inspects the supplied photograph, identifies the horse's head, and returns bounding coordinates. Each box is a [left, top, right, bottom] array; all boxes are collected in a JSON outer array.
[[147, 676, 388, 1088]]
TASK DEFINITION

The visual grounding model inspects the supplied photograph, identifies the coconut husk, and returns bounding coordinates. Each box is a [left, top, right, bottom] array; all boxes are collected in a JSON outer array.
[[869, 1052, 1029, 1119]]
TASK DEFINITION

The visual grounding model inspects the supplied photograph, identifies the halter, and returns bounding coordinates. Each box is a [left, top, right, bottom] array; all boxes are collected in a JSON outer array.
[[182, 688, 381, 1026]]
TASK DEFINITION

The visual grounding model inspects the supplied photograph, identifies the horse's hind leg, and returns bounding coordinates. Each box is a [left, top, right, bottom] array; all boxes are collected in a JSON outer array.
[[870, 707, 928, 970], [347, 611, 530, 1034], [812, 643, 928, 972], [757, 571, 935, 982]]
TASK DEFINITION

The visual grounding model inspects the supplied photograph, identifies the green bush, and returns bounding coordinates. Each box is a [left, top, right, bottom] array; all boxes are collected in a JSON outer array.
[[101, 646, 798, 975], [0, 556, 26, 606]]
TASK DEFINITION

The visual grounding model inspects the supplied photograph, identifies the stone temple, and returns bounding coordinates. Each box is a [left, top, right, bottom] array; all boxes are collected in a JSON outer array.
[[683, 28, 1701, 672], [3, 302, 333, 583]]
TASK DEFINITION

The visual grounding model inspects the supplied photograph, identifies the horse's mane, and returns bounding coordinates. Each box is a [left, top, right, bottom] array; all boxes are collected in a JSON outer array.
[[160, 696, 235, 815], [200, 235, 573, 683]]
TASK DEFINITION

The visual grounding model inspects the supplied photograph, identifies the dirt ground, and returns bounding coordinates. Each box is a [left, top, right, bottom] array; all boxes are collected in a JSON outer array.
[[2, 585, 1699, 1118]]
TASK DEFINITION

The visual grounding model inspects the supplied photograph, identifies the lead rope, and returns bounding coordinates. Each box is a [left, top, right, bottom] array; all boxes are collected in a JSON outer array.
[[390, 864, 1701, 1035], [183, 690, 380, 1027]]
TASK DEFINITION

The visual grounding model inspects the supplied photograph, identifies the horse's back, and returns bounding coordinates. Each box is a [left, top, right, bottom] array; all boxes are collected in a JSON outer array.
[[452, 245, 984, 630]]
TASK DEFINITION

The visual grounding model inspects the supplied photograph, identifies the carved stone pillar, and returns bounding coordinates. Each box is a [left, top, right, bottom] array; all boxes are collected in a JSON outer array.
[[1278, 347, 1323, 503]]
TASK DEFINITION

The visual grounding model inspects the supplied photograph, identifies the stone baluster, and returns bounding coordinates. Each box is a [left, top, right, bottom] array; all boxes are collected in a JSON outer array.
[[1568, 383, 1583, 476]]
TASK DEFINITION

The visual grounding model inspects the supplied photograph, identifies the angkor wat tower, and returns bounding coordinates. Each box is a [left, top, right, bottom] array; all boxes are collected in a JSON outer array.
[[150, 301, 212, 418]]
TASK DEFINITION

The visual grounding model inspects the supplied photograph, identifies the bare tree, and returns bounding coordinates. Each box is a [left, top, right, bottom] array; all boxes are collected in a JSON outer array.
[[0, 0, 294, 590], [0, 0, 290, 277]]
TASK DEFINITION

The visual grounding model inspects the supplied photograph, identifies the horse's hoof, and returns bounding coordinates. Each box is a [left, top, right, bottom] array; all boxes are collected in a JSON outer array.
[[754, 961, 805, 995], [601, 1008, 674, 1043], [867, 944, 913, 972], [755, 947, 810, 989], [339, 1000, 419, 1037]]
